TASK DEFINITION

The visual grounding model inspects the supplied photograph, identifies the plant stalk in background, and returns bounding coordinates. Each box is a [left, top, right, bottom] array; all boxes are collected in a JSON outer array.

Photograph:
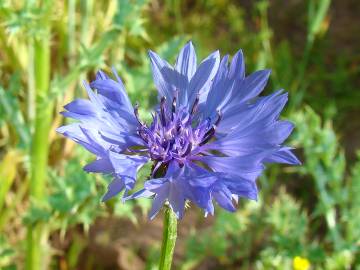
[[26, 25, 52, 270]]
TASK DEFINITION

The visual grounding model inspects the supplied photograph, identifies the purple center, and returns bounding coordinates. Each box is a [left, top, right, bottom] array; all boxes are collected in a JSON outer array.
[[134, 95, 221, 169]]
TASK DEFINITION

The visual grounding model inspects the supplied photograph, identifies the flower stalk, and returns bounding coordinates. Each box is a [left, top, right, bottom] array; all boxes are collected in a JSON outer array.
[[159, 206, 178, 270]]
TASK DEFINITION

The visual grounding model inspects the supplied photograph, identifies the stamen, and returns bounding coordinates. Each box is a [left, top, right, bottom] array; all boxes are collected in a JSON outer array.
[[137, 129, 149, 143], [151, 162, 162, 178], [171, 96, 177, 121], [199, 110, 222, 145], [160, 96, 167, 126], [191, 93, 200, 115], [181, 142, 192, 157], [199, 110, 222, 146], [205, 117, 211, 128], [200, 124, 216, 146], [172, 96, 177, 114], [214, 110, 222, 127], [134, 102, 145, 126]]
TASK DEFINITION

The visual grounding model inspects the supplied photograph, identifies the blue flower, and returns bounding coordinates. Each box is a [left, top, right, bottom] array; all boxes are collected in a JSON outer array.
[[58, 41, 300, 219]]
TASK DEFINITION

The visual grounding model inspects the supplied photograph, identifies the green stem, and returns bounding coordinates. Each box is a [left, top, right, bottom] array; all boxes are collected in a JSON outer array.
[[27, 39, 35, 132], [26, 25, 52, 270], [30, 37, 52, 199], [159, 206, 178, 270]]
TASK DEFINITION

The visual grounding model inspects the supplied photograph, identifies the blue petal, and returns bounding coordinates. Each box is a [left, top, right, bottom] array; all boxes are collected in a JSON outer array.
[[99, 129, 144, 148], [226, 69, 271, 108], [198, 154, 265, 182], [149, 184, 169, 219], [83, 81, 105, 109], [187, 50, 220, 107], [161, 67, 189, 95], [143, 177, 186, 219], [218, 90, 287, 133], [95, 70, 109, 80], [102, 177, 125, 201], [264, 147, 301, 165], [144, 178, 169, 193], [183, 166, 223, 214], [64, 98, 97, 116], [108, 151, 148, 179], [168, 180, 186, 219], [183, 165, 256, 213], [124, 188, 154, 201], [211, 120, 294, 156], [57, 124, 108, 156], [231, 120, 293, 145], [221, 176, 258, 201], [212, 186, 236, 212], [188, 184, 214, 215], [201, 50, 245, 119], [148, 50, 174, 103], [143, 163, 187, 219], [203, 55, 232, 118], [90, 77, 133, 113], [111, 67, 127, 89], [229, 49, 245, 81], [81, 81, 138, 131], [79, 126, 109, 155], [84, 158, 113, 173], [175, 41, 197, 79]]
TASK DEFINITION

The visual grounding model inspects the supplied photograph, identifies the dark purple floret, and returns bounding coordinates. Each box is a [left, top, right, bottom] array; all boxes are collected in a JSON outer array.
[[57, 41, 300, 219], [135, 95, 219, 168]]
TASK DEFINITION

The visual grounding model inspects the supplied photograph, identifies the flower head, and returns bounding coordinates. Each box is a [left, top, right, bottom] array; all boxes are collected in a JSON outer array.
[[293, 256, 310, 270], [58, 41, 300, 219]]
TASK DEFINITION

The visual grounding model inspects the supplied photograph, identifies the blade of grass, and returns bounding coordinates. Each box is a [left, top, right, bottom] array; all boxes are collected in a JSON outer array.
[[0, 172, 29, 231], [0, 150, 23, 214], [68, 0, 76, 67], [0, 85, 30, 148], [290, 0, 331, 108], [80, 0, 94, 47]]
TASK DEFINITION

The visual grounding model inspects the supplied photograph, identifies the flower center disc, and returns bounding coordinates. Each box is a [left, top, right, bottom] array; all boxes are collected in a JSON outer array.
[[135, 96, 220, 166]]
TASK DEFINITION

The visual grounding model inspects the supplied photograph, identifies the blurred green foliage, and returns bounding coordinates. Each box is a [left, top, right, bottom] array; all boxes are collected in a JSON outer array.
[[0, 0, 359, 269]]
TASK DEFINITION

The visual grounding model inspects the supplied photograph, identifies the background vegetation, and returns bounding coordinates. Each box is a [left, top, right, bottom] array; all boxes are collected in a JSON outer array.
[[0, 0, 359, 269]]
